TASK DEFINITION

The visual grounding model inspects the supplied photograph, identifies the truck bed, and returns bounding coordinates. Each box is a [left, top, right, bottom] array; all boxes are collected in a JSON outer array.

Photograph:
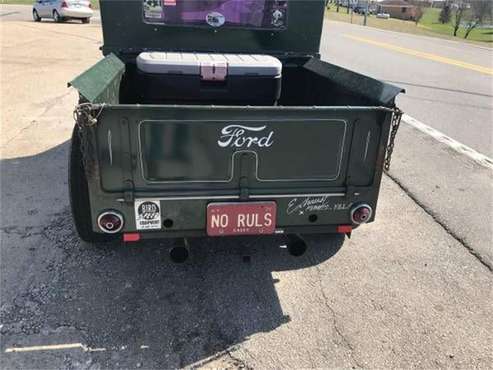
[[69, 54, 402, 238]]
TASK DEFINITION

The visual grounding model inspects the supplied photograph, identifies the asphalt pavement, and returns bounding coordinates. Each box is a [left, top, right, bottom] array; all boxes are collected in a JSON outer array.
[[321, 20, 493, 269], [321, 20, 493, 156], [1, 6, 492, 369]]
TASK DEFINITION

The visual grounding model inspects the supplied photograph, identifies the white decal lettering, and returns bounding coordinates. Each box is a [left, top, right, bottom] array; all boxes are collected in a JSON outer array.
[[211, 214, 221, 228], [246, 214, 255, 228], [255, 214, 263, 227], [237, 214, 245, 228], [219, 214, 228, 228], [287, 197, 352, 216], [218, 125, 274, 148]]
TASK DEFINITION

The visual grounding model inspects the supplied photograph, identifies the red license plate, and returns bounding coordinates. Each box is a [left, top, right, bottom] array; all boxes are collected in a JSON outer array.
[[207, 202, 277, 236]]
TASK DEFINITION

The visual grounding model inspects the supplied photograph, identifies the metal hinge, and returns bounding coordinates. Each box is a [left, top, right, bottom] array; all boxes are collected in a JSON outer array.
[[239, 177, 250, 200], [123, 180, 135, 203]]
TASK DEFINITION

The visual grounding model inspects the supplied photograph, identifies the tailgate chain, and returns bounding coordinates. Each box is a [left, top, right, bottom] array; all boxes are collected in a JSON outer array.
[[384, 108, 402, 172], [73, 102, 105, 178]]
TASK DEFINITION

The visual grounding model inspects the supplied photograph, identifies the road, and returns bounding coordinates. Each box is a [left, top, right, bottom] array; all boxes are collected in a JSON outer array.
[[321, 21, 493, 157], [1, 6, 492, 369], [321, 22, 493, 157], [321, 20, 493, 270]]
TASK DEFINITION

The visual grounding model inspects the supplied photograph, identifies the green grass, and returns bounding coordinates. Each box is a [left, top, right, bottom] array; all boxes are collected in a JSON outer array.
[[419, 7, 492, 42], [1, 0, 99, 9], [2, 0, 37, 4], [325, 6, 493, 45]]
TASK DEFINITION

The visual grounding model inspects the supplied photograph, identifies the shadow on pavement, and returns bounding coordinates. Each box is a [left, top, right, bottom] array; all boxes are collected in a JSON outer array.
[[0, 142, 345, 369]]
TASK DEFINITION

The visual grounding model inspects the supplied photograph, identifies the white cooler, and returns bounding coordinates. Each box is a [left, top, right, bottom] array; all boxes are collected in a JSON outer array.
[[136, 52, 282, 105]]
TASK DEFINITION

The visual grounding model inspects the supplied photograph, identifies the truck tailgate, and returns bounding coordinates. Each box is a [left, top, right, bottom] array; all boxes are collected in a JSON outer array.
[[95, 106, 388, 193]]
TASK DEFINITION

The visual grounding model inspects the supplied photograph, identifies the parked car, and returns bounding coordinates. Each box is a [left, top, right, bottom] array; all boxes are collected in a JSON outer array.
[[33, 0, 93, 23], [376, 13, 390, 19]]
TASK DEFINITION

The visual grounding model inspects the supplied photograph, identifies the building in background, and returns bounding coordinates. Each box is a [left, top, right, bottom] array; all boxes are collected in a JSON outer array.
[[377, 0, 419, 20]]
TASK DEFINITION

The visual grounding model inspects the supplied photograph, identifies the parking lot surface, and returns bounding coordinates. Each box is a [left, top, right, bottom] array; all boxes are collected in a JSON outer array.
[[1, 7, 492, 369]]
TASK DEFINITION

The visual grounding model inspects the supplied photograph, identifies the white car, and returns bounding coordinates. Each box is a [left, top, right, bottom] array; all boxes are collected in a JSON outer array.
[[376, 13, 390, 19], [33, 0, 93, 23]]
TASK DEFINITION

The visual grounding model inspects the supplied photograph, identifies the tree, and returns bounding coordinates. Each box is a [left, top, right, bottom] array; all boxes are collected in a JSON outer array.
[[463, 0, 493, 39], [452, 1, 467, 37], [439, 2, 451, 24], [414, 6, 424, 25]]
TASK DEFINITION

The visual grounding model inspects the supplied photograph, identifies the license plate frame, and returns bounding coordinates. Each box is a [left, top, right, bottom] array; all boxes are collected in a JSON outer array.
[[206, 202, 277, 236]]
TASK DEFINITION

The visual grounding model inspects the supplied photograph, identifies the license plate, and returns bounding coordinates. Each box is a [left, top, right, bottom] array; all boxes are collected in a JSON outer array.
[[207, 202, 277, 236]]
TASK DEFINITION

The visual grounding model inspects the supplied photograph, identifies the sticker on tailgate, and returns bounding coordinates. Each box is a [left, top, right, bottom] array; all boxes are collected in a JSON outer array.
[[135, 199, 161, 230]]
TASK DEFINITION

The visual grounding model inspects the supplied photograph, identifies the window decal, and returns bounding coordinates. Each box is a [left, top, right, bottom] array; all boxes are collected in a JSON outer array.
[[143, 0, 288, 30]]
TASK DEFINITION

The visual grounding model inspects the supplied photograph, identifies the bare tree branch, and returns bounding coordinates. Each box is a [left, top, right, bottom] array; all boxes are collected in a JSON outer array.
[[463, 0, 492, 39]]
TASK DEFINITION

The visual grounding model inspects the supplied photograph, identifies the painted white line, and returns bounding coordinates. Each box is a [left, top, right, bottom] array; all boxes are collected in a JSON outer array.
[[402, 114, 493, 170], [5, 343, 106, 353]]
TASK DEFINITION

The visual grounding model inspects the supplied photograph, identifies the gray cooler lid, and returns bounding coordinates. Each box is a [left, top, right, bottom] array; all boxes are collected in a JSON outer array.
[[136, 52, 282, 77]]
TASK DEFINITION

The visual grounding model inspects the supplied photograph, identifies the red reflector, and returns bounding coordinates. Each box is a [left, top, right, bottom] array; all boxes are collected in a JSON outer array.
[[123, 233, 140, 242], [337, 225, 352, 233]]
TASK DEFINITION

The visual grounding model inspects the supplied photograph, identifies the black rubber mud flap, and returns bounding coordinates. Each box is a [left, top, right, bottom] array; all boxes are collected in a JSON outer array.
[[69, 126, 116, 243]]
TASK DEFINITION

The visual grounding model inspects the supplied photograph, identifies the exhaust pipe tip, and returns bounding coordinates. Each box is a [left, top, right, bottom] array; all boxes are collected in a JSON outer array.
[[169, 246, 189, 263], [169, 239, 190, 263], [286, 234, 307, 257]]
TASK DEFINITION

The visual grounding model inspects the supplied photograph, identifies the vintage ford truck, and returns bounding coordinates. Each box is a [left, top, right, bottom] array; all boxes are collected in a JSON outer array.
[[69, 0, 403, 256]]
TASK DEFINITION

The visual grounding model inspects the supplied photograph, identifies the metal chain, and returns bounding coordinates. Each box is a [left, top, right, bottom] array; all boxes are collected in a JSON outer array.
[[73, 102, 105, 178], [73, 102, 104, 128], [384, 107, 402, 172]]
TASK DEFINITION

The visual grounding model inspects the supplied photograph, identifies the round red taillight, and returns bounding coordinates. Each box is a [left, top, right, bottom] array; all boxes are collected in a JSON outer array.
[[97, 211, 124, 234], [350, 204, 373, 225]]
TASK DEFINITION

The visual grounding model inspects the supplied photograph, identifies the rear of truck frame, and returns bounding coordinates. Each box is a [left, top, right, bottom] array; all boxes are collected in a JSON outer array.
[[68, 0, 403, 257]]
